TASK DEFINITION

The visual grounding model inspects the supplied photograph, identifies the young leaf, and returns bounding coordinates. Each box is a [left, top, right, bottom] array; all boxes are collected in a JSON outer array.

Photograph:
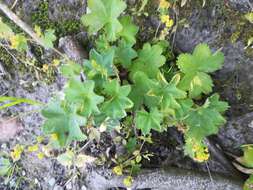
[[42, 101, 87, 146], [41, 29, 56, 49], [57, 150, 75, 167], [115, 41, 137, 68], [101, 79, 133, 119], [119, 16, 139, 45], [0, 157, 11, 176], [184, 94, 228, 141], [10, 34, 28, 51], [0, 19, 13, 39], [241, 145, 253, 168], [129, 71, 157, 110], [136, 108, 163, 135], [245, 12, 253, 24], [64, 79, 104, 117], [60, 61, 82, 77], [84, 49, 115, 79], [244, 175, 253, 190], [130, 43, 166, 79], [175, 99, 193, 121], [82, 0, 127, 41], [177, 43, 224, 98], [148, 74, 187, 115]]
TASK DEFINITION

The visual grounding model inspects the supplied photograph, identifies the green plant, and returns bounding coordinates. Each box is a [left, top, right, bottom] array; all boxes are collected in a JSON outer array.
[[43, 0, 228, 165], [233, 144, 253, 190], [0, 0, 229, 187]]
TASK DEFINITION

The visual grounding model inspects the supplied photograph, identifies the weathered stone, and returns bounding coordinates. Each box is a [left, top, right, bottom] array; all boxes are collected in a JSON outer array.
[[228, 0, 253, 12], [0, 118, 23, 142], [58, 34, 88, 62], [85, 168, 243, 190], [216, 112, 253, 155], [3, 0, 86, 24], [48, 0, 86, 22]]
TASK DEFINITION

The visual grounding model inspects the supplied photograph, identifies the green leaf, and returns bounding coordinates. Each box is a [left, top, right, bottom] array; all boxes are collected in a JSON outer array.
[[0, 19, 13, 39], [125, 137, 137, 153], [115, 41, 137, 68], [10, 34, 28, 52], [0, 96, 42, 110], [136, 108, 163, 135], [130, 43, 166, 79], [177, 43, 224, 98], [101, 79, 133, 119], [148, 74, 187, 115], [41, 29, 56, 49], [244, 175, 253, 190], [60, 61, 82, 77], [82, 0, 127, 41], [0, 157, 11, 176], [175, 99, 193, 121], [129, 71, 157, 110], [64, 79, 104, 117], [184, 94, 228, 141], [242, 145, 253, 168], [42, 101, 87, 146], [118, 16, 139, 45], [84, 49, 115, 79], [245, 12, 253, 24], [57, 150, 75, 167]]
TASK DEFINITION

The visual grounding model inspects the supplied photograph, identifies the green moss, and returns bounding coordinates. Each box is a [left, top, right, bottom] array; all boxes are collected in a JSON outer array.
[[31, 1, 81, 39], [0, 46, 13, 66]]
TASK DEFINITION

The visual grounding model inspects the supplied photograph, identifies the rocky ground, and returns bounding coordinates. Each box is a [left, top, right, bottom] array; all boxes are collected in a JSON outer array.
[[1, 0, 253, 189]]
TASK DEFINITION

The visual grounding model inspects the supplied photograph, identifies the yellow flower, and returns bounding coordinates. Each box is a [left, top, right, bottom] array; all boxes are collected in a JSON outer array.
[[34, 25, 42, 37], [165, 19, 174, 28], [36, 136, 44, 143], [160, 15, 170, 23], [160, 15, 174, 28], [11, 144, 24, 162], [37, 152, 45, 160], [123, 176, 133, 187], [27, 144, 39, 152], [42, 64, 49, 72], [52, 59, 60, 67], [195, 151, 210, 162], [159, 0, 170, 9], [113, 165, 123, 176], [51, 133, 58, 141]]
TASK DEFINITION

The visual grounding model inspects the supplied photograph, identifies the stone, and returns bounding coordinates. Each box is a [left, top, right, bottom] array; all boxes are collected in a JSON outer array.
[[85, 168, 243, 190], [58, 35, 88, 62], [216, 112, 253, 155], [0, 118, 23, 142], [228, 0, 253, 12]]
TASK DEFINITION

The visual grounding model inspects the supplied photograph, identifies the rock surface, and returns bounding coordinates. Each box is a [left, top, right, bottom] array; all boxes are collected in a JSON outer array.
[[4, 0, 86, 23], [85, 168, 243, 190]]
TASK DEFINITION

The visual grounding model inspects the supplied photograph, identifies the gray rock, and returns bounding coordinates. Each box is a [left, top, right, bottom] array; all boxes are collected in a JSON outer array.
[[48, 0, 86, 22], [59, 35, 88, 62], [85, 168, 243, 190], [217, 112, 253, 154], [228, 0, 253, 12], [3, 0, 86, 24]]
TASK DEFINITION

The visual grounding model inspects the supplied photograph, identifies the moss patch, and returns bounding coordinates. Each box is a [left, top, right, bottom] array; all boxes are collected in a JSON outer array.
[[31, 1, 81, 39]]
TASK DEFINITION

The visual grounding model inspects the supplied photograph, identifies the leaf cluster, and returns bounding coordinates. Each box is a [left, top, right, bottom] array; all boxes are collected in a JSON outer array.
[[41, 0, 228, 164]]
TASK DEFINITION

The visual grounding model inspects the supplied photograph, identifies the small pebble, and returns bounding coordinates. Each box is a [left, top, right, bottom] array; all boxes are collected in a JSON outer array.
[[48, 178, 56, 187]]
